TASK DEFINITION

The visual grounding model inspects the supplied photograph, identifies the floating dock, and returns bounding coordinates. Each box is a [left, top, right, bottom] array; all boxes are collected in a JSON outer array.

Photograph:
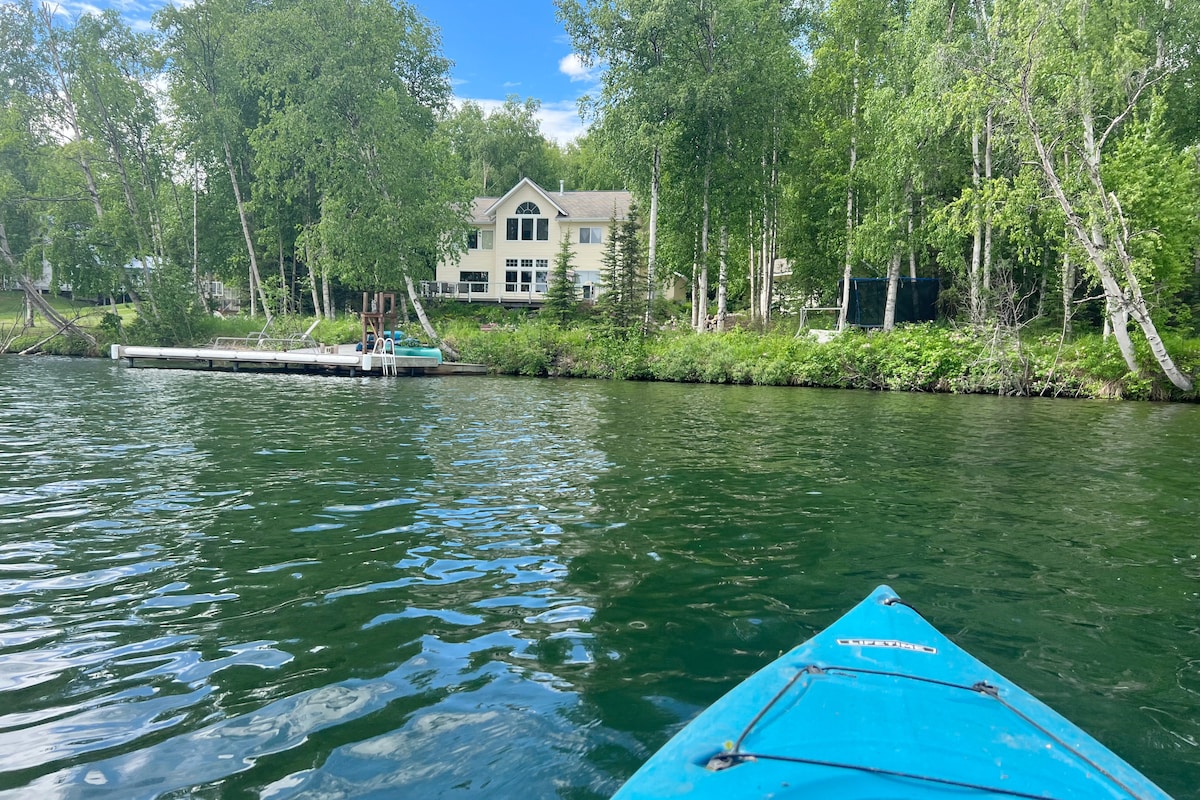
[[110, 343, 487, 377]]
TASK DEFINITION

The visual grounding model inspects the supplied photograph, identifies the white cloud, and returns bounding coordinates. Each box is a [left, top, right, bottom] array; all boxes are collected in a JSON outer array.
[[558, 53, 596, 83], [537, 100, 586, 145], [51, 1, 105, 19], [454, 96, 586, 147]]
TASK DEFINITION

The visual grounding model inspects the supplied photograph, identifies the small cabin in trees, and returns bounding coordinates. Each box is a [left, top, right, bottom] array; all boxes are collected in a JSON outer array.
[[428, 178, 631, 306]]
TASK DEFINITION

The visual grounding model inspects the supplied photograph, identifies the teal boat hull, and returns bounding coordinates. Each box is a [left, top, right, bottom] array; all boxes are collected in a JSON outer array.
[[613, 585, 1172, 799], [389, 345, 442, 364]]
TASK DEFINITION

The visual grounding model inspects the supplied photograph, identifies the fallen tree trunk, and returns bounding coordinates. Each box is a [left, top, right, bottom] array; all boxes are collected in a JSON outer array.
[[17, 275, 100, 353], [19, 320, 72, 355]]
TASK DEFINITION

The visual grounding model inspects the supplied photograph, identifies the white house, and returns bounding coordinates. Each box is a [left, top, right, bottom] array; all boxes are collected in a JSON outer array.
[[429, 178, 632, 305]]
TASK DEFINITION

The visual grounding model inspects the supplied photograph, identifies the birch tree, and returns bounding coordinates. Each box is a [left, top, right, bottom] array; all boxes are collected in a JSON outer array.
[[159, 0, 273, 320], [988, 0, 1194, 389]]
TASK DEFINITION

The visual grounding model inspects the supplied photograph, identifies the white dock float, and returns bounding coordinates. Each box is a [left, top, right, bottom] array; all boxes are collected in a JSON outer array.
[[110, 343, 440, 376]]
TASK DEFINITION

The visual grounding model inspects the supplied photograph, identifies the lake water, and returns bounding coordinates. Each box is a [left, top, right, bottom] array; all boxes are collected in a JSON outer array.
[[1, 356, 1197, 799]]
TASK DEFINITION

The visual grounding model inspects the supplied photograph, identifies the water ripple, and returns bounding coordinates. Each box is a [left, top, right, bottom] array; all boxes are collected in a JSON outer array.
[[0, 362, 1196, 799]]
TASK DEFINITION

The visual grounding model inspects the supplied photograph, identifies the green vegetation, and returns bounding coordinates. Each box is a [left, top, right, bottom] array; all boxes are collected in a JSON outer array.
[[5, 288, 1197, 400], [438, 311, 1199, 401], [2, 0, 1198, 398]]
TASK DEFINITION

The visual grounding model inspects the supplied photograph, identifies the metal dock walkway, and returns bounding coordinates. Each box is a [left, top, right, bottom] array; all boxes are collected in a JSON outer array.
[[110, 343, 486, 377]]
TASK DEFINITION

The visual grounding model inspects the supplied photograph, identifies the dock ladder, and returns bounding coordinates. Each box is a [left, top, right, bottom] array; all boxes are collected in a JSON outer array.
[[373, 337, 397, 376]]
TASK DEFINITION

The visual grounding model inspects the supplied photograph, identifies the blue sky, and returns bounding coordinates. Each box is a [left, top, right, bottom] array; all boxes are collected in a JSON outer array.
[[413, 0, 596, 143], [68, 0, 595, 144]]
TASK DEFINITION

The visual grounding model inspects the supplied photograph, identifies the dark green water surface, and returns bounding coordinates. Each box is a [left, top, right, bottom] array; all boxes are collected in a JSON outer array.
[[1, 357, 1197, 798]]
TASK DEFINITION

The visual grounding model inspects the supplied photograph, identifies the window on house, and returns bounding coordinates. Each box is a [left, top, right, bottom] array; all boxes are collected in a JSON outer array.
[[520, 258, 534, 291], [481, 230, 494, 249], [459, 270, 488, 293], [467, 230, 478, 249], [508, 202, 548, 242], [503, 258, 549, 295], [579, 227, 603, 244]]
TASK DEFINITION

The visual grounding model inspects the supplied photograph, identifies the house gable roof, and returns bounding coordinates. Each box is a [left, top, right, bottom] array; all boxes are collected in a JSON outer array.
[[482, 177, 568, 218], [475, 178, 633, 223]]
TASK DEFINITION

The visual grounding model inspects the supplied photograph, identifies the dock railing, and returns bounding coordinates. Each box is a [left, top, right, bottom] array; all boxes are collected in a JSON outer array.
[[212, 319, 322, 352]]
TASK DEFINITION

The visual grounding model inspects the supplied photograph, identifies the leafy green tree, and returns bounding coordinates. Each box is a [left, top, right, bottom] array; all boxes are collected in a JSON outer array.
[[239, 0, 469, 344], [986, 0, 1195, 389], [561, 0, 803, 330], [0, 0, 44, 291], [158, 0, 274, 318], [1101, 98, 1200, 325], [443, 97, 564, 195], [559, 130, 625, 190]]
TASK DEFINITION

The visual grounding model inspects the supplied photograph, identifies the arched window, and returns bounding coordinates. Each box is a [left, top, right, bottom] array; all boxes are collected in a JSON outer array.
[[507, 201, 549, 241]]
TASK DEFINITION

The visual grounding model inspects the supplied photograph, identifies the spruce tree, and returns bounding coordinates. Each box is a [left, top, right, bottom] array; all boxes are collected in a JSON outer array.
[[617, 202, 642, 331], [597, 214, 622, 332], [542, 232, 578, 324]]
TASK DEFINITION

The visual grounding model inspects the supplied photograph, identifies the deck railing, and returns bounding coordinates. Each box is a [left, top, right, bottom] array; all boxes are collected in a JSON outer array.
[[421, 281, 490, 301], [420, 281, 550, 306]]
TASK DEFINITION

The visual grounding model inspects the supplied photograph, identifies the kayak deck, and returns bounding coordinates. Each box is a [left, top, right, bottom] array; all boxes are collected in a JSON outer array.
[[613, 586, 1172, 799]]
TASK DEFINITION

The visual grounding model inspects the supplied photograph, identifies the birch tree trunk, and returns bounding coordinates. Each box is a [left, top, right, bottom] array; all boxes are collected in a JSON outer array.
[[278, 237, 288, 315], [982, 107, 994, 299], [644, 145, 659, 330], [304, 237, 323, 318], [907, 182, 920, 314], [969, 119, 984, 327], [222, 132, 271, 323], [837, 37, 860, 333], [403, 272, 458, 361], [716, 225, 728, 331], [192, 169, 200, 292], [761, 143, 778, 326], [883, 252, 901, 330], [322, 269, 333, 320], [695, 158, 711, 333], [1061, 247, 1074, 337], [907, 182, 917, 280], [748, 213, 758, 323]]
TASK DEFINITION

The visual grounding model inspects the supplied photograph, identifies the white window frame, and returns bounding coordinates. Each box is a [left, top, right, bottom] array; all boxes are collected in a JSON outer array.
[[579, 227, 604, 244]]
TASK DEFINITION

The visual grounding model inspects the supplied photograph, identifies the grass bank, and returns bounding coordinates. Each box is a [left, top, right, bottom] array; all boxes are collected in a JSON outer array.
[[0, 291, 362, 356], [443, 320, 1200, 401], [5, 291, 1197, 401]]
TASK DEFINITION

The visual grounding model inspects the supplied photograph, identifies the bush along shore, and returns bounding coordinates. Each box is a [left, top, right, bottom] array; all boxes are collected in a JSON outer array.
[[443, 321, 1200, 402], [4, 295, 1197, 402]]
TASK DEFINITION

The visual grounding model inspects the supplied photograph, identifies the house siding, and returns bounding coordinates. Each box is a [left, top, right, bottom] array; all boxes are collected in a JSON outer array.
[[433, 179, 630, 304]]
